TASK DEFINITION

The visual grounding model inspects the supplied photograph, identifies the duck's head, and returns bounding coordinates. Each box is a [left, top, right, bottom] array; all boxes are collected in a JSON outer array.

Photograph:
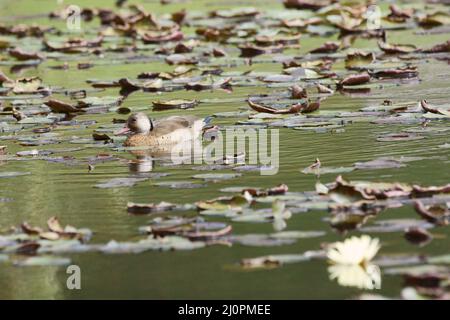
[[115, 112, 153, 135]]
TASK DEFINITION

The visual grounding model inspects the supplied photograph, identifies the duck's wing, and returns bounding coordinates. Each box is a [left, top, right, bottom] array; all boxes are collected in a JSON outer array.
[[153, 116, 200, 135], [155, 115, 199, 126]]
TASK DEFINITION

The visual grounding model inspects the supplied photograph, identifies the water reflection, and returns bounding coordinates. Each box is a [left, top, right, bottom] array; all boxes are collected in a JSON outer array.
[[127, 139, 204, 173], [129, 156, 154, 173], [328, 264, 381, 290]]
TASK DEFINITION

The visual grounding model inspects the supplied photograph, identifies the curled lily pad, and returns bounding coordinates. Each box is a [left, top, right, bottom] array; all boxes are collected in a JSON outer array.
[[44, 99, 82, 114], [9, 48, 44, 61], [371, 67, 418, 79], [338, 73, 370, 87], [181, 225, 232, 241], [291, 85, 307, 99], [152, 99, 198, 110], [247, 98, 306, 114], [420, 100, 450, 116], [378, 41, 417, 54], [414, 201, 450, 225]]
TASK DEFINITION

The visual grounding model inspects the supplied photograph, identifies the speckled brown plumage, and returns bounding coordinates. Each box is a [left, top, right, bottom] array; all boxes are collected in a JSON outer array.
[[123, 115, 204, 147]]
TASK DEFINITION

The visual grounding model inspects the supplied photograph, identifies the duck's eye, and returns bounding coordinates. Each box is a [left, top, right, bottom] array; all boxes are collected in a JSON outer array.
[[131, 118, 136, 122]]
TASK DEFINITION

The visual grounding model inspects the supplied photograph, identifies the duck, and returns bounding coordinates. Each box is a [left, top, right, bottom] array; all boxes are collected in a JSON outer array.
[[115, 112, 206, 147]]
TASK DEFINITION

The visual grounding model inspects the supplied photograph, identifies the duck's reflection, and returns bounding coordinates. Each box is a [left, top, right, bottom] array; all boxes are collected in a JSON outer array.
[[128, 155, 154, 173], [126, 139, 204, 173]]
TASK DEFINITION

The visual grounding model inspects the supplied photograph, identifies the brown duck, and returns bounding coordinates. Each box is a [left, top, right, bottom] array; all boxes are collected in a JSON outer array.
[[115, 112, 206, 147]]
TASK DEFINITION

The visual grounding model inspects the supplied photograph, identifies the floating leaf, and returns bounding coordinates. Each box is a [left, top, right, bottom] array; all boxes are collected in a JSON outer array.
[[152, 99, 198, 110], [45, 99, 82, 114], [354, 158, 406, 170], [0, 171, 31, 178], [192, 173, 241, 182], [94, 177, 148, 189], [404, 227, 432, 246], [127, 201, 177, 215], [13, 256, 71, 267], [240, 253, 309, 269], [414, 201, 450, 225]]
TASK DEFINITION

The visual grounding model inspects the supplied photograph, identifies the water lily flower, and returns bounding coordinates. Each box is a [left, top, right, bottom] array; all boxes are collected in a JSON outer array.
[[327, 235, 380, 266], [272, 201, 291, 231], [327, 235, 381, 290]]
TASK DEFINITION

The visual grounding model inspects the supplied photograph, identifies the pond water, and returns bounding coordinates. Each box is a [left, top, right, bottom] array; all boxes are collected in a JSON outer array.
[[0, 0, 449, 299]]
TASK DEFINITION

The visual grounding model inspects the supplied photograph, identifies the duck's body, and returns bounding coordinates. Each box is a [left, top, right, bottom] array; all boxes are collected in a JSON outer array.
[[116, 113, 205, 147]]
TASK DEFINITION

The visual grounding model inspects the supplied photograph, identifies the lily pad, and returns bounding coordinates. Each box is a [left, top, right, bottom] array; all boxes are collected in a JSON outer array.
[[94, 177, 148, 189], [0, 171, 31, 178], [192, 173, 242, 182]]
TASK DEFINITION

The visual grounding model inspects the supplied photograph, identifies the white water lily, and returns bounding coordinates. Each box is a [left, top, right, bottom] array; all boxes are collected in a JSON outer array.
[[327, 235, 380, 266], [272, 200, 291, 232], [328, 264, 381, 290]]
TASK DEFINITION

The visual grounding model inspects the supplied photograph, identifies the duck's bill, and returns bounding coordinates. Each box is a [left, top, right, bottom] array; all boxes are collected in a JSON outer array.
[[114, 127, 131, 135]]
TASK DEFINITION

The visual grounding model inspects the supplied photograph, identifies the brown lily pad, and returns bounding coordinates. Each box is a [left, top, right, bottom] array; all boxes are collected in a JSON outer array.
[[338, 73, 370, 87], [414, 201, 450, 225], [127, 201, 177, 215], [45, 99, 82, 114], [9, 48, 44, 61]]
